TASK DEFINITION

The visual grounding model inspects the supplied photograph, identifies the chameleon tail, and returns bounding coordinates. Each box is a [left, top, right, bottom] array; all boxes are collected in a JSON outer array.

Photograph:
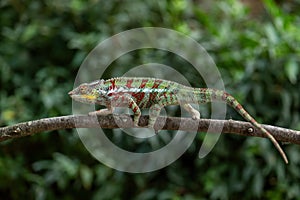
[[195, 88, 288, 164]]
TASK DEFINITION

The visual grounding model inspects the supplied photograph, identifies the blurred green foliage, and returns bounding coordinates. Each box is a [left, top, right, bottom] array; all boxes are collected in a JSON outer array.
[[1, 0, 300, 199]]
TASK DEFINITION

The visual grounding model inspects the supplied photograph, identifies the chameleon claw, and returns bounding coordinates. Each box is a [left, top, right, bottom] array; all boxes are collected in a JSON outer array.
[[191, 113, 200, 120], [183, 103, 200, 120]]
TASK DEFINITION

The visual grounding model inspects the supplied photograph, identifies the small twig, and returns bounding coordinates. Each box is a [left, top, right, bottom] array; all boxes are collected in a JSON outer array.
[[0, 114, 299, 144]]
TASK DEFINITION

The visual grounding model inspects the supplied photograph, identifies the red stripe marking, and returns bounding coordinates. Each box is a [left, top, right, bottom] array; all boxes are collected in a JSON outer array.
[[163, 92, 167, 99], [152, 79, 163, 89], [222, 92, 229, 101], [109, 79, 116, 90], [139, 100, 146, 108], [132, 106, 138, 113], [126, 79, 133, 88], [146, 92, 158, 107], [132, 92, 145, 104], [169, 92, 173, 102], [235, 103, 242, 111], [140, 79, 148, 88], [129, 101, 133, 108]]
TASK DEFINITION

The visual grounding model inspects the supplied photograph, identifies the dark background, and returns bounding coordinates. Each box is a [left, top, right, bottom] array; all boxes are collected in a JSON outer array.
[[1, 0, 300, 199]]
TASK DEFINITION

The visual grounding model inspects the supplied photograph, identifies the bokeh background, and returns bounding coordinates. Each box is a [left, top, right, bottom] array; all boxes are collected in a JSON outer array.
[[1, 0, 300, 199]]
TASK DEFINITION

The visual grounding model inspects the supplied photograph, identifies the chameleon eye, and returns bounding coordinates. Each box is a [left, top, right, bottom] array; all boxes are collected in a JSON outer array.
[[80, 85, 87, 93]]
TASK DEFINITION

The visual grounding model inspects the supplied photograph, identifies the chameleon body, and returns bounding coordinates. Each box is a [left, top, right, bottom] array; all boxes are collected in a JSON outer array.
[[69, 77, 288, 163]]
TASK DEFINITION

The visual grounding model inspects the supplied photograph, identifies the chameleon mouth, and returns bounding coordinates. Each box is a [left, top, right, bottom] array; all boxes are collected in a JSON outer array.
[[69, 93, 96, 101], [81, 94, 96, 100], [68, 91, 74, 96], [69, 94, 96, 104]]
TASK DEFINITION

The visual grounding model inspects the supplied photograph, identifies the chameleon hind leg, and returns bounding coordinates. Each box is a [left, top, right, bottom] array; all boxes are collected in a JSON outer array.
[[148, 104, 164, 132], [183, 103, 200, 120], [148, 103, 200, 133]]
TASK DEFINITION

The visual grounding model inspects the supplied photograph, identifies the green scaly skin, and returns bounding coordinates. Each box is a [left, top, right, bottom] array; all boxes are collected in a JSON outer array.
[[69, 77, 288, 163]]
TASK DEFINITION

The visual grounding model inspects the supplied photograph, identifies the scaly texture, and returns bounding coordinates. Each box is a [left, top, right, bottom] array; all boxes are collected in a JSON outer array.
[[69, 77, 288, 163]]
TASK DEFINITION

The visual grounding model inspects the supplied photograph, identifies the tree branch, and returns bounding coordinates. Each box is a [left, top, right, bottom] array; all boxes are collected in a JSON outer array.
[[0, 114, 299, 144]]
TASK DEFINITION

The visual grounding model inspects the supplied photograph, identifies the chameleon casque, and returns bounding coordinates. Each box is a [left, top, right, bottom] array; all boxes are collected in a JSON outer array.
[[69, 77, 288, 163]]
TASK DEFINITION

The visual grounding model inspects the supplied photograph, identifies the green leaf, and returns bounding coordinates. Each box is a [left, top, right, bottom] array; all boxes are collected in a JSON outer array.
[[80, 165, 93, 190], [265, 23, 279, 45], [53, 153, 79, 177], [285, 59, 298, 84]]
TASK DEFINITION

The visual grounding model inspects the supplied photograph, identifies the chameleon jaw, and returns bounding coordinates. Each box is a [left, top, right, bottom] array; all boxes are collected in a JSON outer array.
[[69, 93, 97, 104]]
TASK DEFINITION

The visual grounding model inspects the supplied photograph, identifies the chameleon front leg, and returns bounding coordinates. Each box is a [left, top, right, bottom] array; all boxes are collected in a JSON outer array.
[[127, 97, 142, 127], [111, 95, 142, 127], [88, 96, 141, 127], [183, 103, 200, 120], [88, 104, 114, 115]]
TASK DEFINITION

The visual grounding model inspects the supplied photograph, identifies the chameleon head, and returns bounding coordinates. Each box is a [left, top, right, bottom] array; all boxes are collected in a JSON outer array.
[[68, 80, 107, 105]]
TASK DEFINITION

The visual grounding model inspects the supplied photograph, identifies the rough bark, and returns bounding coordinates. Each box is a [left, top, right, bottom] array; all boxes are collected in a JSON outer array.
[[0, 114, 299, 144]]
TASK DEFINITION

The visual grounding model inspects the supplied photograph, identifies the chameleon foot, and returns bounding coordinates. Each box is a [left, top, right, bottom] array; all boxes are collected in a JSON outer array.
[[183, 104, 200, 120], [191, 112, 200, 120]]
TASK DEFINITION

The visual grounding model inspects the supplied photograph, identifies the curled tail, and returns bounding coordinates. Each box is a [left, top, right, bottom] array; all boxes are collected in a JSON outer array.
[[194, 88, 288, 164]]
